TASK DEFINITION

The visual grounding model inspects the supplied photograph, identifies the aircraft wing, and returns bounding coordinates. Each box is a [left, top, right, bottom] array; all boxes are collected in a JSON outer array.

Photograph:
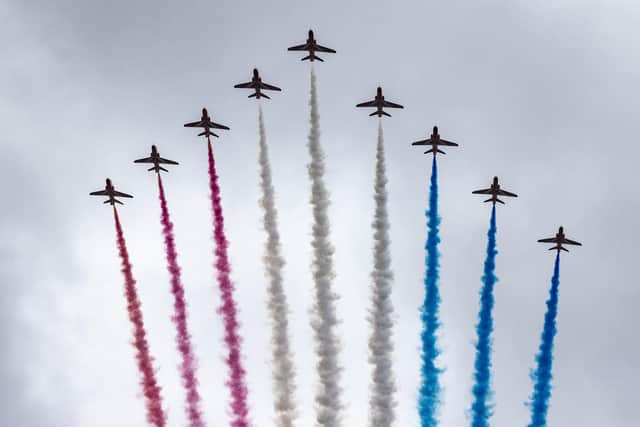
[[382, 100, 404, 109], [288, 43, 309, 51], [315, 44, 336, 53], [112, 190, 133, 198], [439, 139, 459, 146], [234, 81, 255, 89], [538, 237, 558, 243], [356, 100, 377, 108], [158, 157, 179, 165], [90, 190, 109, 196], [210, 122, 230, 130], [134, 157, 154, 164], [563, 238, 582, 246], [411, 138, 432, 146], [497, 189, 518, 197], [184, 120, 203, 127], [472, 189, 493, 195], [260, 82, 282, 91]]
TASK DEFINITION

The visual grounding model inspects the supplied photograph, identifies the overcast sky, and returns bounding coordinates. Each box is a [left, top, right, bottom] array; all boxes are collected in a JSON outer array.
[[2, 0, 639, 426]]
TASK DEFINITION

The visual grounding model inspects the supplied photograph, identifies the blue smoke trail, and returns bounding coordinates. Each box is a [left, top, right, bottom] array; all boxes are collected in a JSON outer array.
[[527, 254, 561, 427], [470, 205, 498, 427], [419, 156, 443, 427]]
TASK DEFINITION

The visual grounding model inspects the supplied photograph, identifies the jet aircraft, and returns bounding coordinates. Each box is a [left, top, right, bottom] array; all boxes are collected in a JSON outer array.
[[184, 108, 230, 138], [472, 176, 518, 205], [134, 145, 179, 173], [234, 68, 281, 99], [538, 226, 582, 253], [356, 87, 404, 117], [411, 126, 459, 155], [288, 30, 336, 62], [90, 178, 133, 205]]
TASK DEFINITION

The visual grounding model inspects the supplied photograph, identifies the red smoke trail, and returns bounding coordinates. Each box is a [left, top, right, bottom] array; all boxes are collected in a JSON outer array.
[[157, 174, 205, 427], [207, 139, 251, 427], [112, 206, 166, 427]]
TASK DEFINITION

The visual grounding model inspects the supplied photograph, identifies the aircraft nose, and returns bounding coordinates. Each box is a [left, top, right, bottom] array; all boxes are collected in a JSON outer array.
[[433, 125, 438, 133]]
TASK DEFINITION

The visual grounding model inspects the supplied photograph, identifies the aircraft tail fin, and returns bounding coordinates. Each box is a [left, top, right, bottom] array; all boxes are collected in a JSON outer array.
[[549, 245, 569, 252], [425, 148, 445, 155], [302, 54, 323, 62], [198, 130, 218, 137]]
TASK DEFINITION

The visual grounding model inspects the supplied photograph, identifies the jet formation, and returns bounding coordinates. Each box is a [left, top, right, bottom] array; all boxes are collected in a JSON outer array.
[[538, 227, 582, 253], [234, 68, 282, 99], [356, 87, 404, 117], [411, 126, 459, 156], [90, 178, 133, 205], [91, 28, 581, 253], [134, 145, 179, 173], [472, 176, 518, 205]]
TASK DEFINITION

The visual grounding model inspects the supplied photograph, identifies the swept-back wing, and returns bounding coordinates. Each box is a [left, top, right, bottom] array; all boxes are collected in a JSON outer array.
[[563, 238, 582, 246], [134, 157, 154, 164], [382, 100, 403, 109], [315, 44, 336, 53], [210, 121, 230, 130], [158, 157, 179, 165], [439, 139, 458, 146], [184, 120, 203, 127], [356, 100, 377, 108], [288, 43, 309, 51], [112, 190, 133, 198], [90, 190, 109, 196], [411, 139, 431, 146], [472, 189, 493, 195], [234, 82, 255, 89], [497, 189, 518, 197], [260, 82, 281, 91], [537, 237, 558, 243]]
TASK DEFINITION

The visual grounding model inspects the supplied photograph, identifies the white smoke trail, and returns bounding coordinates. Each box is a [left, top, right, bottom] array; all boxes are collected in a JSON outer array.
[[367, 121, 397, 427], [258, 107, 298, 427], [307, 67, 343, 427]]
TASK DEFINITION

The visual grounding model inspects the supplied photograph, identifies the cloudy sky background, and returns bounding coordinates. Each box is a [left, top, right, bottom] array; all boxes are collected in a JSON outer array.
[[2, 0, 639, 425]]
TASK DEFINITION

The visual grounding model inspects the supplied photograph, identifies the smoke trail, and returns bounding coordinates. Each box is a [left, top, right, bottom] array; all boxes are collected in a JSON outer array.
[[368, 120, 397, 427], [307, 67, 343, 426], [207, 140, 251, 427], [418, 156, 442, 427], [157, 174, 205, 427], [470, 205, 498, 427], [257, 107, 298, 426], [112, 207, 166, 427], [527, 254, 561, 427]]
